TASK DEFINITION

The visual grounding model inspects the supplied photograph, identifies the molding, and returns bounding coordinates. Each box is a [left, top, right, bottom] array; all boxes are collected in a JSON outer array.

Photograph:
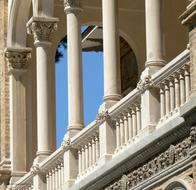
[[105, 127, 196, 190], [64, 0, 83, 13], [27, 17, 59, 42]]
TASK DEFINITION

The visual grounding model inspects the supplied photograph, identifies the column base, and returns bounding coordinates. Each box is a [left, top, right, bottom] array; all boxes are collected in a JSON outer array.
[[66, 124, 84, 138], [99, 98, 120, 113], [34, 151, 52, 164], [9, 171, 27, 185]]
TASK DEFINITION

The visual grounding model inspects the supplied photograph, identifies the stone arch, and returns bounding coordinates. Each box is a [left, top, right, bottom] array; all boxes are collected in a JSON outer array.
[[7, 0, 32, 47], [164, 179, 194, 190]]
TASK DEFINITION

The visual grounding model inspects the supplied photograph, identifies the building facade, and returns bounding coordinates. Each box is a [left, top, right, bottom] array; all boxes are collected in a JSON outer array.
[[0, 0, 196, 190]]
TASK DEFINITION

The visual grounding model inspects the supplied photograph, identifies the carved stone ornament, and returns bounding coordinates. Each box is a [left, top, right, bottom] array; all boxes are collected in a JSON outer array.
[[137, 75, 154, 92], [61, 137, 71, 151], [96, 110, 109, 123], [105, 127, 196, 190], [5, 48, 31, 74], [30, 164, 41, 176], [64, 0, 82, 12], [27, 17, 58, 42]]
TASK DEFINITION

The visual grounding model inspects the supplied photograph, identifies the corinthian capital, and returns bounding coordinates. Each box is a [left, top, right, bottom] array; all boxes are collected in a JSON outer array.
[[64, 0, 82, 13], [27, 17, 58, 42], [5, 47, 31, 75]]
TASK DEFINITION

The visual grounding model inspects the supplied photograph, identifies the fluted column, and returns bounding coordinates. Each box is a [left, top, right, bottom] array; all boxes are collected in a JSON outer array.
[[102, 0, 121, 107], [64, 0, 84, 137], [27, 17, 58, 162], [5, 47, 31, 183], [145, 0, 165, 73]]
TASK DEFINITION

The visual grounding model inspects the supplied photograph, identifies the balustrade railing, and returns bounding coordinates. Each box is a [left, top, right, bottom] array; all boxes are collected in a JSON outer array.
[[12, 49, 191, 190], [71, 121, 100, 179], [153, 50, 190, 124], [109, 89, 141, 153]]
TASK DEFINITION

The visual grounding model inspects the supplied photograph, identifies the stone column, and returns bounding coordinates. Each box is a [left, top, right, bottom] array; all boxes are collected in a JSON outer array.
[[180, 0, 196, 97], [102, 0, 121, 109], [139, 0, 165, 134], [27, 16, 58, 163], [5, 47, 31, 183], [144, 0, 165, 75], [64, 0, 84, 137]]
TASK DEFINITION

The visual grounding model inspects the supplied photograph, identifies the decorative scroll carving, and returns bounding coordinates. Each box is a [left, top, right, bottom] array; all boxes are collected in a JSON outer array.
[[5, 49, 31, 73], [61, 137, 71, 151], [27, 17, 58, 42], [137, 75, 154, 92], [96, 110, 109, 123], [30, 164, 41, 176], [105, 127, 196, 190]]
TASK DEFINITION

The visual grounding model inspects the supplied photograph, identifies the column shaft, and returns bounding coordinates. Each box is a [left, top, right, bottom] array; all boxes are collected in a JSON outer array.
[[145, 0, 165, 69], [66, 10, 84, 134], [102, 0, 121, 103]]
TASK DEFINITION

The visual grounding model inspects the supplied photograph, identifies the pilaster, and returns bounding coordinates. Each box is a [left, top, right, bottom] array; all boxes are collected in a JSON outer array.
[[5, 47, 31, 184]]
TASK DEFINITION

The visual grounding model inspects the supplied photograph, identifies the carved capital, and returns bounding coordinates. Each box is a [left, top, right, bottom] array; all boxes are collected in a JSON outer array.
[[27, 17, 58, 42], [5, 47, 31, 75], [64, 0, 82, 13]]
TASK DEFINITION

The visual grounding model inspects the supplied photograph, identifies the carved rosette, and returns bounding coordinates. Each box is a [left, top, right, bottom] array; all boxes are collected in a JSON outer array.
[[61, 137, 71, 152], [27, 17, 58, 42], [64, 0, 82, 13], [5, 48, 31, 74], [96, 110, 110, 123], [30, 164, 41, 176]]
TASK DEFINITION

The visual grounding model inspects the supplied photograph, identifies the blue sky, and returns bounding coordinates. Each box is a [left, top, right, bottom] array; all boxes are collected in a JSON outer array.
[[55, 46, 103, 147]]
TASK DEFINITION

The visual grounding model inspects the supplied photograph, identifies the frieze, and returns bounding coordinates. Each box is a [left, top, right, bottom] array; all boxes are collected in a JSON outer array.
[[105, 127, 196, 190]]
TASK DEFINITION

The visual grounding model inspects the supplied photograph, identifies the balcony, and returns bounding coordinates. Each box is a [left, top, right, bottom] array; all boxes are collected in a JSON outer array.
[[11, 49, 192, 190]]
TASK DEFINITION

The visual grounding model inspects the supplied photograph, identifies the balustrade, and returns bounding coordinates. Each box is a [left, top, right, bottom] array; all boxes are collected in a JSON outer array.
[[112, 101, 141, 153], [156, 51, 190, 123], [77, 134, 100, 178]]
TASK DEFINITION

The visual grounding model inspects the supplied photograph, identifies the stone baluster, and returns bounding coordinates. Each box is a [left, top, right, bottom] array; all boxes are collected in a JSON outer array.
[[85, 144, 89, 171], [123, 112, 129, 145], [132, 107, 137, 138], [164, 81, 170, 116], [136, 105, 141, 133], [52, 169, 56, 190], [55, 166, 58, 189], [49, 171, 52, 190], [179, 69, 185, 105], [88, 141, 92, 168], [81, 147, 85, 173], [115, 118, 120, 150], [174, 73, 180, 110], [159, 83, 165, 119], [184, 64, 191, 102], [169, 77, 175, 113], [78, 149, 82, 176], [119, 115, 124, 147], [46, 173, 49, 190], [127, 109, 133, 142], [95, 136, 100, 162], [58, 164, 61, 189], [92, 138, 96, 166], [61, 163, 64, 187]]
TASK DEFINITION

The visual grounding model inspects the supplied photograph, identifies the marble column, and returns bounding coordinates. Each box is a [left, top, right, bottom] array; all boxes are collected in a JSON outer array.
[[27, 16, 58, 163], [144, 0, 165, 75], [5, 47, 31, 183], [180, 0, 196, 97], [102, 0, 121, 108], [64, 0, 84, 137]]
